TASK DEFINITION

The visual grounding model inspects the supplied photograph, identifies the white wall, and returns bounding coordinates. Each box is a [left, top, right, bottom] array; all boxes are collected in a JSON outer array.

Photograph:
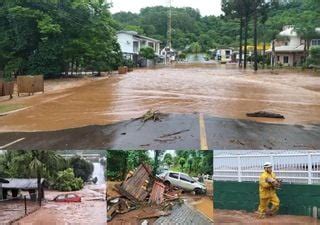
[[288, 36, 301, 47], [117, 33, 134, 54]]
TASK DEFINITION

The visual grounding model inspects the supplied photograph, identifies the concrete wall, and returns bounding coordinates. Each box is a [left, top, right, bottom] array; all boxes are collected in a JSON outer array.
[[214, 181, 320, 218], [275, 53, 304, 66]]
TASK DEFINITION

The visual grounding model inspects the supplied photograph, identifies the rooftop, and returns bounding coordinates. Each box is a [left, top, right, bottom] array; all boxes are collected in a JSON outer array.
[[2, 178, 44, 189], [117, 30, 161, 43]]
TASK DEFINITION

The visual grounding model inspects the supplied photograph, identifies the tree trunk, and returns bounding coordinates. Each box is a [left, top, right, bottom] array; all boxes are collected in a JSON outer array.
[[253, 1, 258, 71], [244, 14, 249, 69], [271, 40, 275, 70], [153, 151, 160, 176], [262, 39, 266, 69], [239, 16, 244, 68], [304, 39, 307, 62], [37, 171, 42, 206], [71, 59, 74, 76]]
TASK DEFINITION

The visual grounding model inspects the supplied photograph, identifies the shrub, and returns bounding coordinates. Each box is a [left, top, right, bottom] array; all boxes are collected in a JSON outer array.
[[54, 168, 84, 191], [307, 47, 320, 67], [139, 47, 155, 60]]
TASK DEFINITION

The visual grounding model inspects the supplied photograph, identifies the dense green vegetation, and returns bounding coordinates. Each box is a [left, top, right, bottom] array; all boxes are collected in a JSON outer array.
[[106, 150, 213, 181], [113, 1, 320, 63], [0, 0, 122, 79], [0, 1, 319, 78], [53, 168, 84, 191], [0, 151, 94, 198]]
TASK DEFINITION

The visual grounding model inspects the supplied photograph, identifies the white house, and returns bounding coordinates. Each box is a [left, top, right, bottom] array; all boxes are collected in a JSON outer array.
[[266, 25, 320, 66], [116, 31, 161, 62], [215, 49, 233, 62]]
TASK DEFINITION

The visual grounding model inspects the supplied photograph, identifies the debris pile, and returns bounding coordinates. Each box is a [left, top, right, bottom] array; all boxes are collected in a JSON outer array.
[[246, 111, 285, 119], [107, 164, 184, 223]]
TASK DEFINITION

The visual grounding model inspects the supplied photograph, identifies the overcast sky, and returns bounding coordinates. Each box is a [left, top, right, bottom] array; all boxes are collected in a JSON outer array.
[[109, 0, 223, 17]]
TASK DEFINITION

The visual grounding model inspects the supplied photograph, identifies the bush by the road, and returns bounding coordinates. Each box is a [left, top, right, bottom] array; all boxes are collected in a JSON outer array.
[[307, 47, 320, 67], [54, 168, 84, 191]]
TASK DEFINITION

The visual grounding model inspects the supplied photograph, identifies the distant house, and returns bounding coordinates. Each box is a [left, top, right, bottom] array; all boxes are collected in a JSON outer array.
[[160, 47, 176, 63], [266, 25, 320, 66], [116, 31, 161, 64], [216, 49, 233, 62]]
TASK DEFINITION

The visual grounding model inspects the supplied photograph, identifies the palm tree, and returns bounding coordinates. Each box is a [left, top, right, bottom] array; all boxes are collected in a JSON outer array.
[[29, 151, 62, 206]]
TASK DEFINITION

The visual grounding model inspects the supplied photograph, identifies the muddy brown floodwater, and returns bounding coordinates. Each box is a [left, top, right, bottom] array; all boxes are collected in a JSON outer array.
[[1, 64, 320, 132], [214, 209, 320, 225], [14, 184, 106, 225]]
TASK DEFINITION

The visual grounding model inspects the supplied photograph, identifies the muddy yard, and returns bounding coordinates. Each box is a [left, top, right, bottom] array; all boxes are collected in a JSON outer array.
[[214, 209, 320, 225]]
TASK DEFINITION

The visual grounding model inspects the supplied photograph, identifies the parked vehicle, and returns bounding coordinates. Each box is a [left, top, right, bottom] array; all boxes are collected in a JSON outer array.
[[158, 171, 206, 194], [53, 193, 81, 203]]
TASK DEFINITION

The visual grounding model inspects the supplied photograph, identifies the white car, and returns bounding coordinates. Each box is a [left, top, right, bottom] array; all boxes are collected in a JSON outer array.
[[158, 171, 206, 194]]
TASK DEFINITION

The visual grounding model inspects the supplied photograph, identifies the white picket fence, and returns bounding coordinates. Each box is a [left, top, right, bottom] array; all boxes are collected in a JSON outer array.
[[214, 151, 320, 184]]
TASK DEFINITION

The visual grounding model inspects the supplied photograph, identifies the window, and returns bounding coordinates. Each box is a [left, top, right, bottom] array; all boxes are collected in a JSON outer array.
[[133, 41, 139, 53], [169, 173, 179, 179], [311, 39, 320, 46], [56, 195, 66, 200], [180, 174, 194, 183], [140, 40, 146, 47], [283, 56, 289, 64], [148, 42, 154, 48], [67, 194, 77, 198], [277, 56, 280, 62]]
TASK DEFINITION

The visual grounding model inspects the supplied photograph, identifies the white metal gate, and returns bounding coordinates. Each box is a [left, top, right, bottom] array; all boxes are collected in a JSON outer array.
[[214, 151, 320, 184]]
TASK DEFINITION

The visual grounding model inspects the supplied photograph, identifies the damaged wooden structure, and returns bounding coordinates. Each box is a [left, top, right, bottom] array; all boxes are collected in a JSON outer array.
[[118, 164, 153, 202], [107, 164, 184, 223], [17, 75, 44, 96], [0, 81, 14, 98]]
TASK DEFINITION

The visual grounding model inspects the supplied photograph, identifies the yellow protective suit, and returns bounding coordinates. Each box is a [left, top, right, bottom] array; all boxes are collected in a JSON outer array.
[[257, 171, 280, 217]]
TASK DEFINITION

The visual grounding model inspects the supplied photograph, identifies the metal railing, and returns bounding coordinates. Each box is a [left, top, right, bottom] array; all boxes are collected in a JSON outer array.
[[214, 152, 320, 184]]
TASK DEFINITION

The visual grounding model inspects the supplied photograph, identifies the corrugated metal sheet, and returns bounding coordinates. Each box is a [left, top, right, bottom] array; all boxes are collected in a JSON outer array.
[[2, 178, 44, 189]]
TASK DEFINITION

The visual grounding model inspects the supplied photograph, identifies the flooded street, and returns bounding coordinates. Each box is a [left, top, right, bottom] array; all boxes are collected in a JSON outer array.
[[214, 209, 320, 225], [14, 162, 106, 225], [0, 65, 320, 132]]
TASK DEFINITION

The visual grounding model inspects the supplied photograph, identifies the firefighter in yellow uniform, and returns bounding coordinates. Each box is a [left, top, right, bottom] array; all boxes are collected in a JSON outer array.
[[257, 162, 280, 218]]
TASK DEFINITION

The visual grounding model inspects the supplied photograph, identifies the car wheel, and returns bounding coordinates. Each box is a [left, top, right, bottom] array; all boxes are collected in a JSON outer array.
[[194, 188, 202, 195], [164, 181, 171, 187]]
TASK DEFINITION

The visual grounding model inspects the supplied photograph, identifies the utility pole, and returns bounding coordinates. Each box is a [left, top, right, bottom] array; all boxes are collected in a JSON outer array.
[[253, 0, 258, 71], [167, 0, 172, 49]]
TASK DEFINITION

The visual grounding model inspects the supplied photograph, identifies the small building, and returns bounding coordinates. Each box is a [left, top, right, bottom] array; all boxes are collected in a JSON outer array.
[[1, 178, 44, 201], [266, 25, 320, 66], [116, 31, 161, 64], [215, 49, 233, 62], [160, 47, 176, 63]]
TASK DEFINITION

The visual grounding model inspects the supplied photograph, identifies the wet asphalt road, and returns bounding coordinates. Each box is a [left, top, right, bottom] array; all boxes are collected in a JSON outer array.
[[1, 113, 320, 150]]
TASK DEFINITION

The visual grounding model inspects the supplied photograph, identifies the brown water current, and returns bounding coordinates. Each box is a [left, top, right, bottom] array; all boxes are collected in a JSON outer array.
[[13, 184, 106, 225], [1, 65, 320, 132]]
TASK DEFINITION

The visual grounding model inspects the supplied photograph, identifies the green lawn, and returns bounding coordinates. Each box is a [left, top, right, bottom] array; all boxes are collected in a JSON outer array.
[[0, 104, 25, 114]]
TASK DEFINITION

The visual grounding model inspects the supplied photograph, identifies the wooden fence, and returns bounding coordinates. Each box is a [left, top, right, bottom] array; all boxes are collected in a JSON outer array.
[[0, 81, 14, 97], [17, 75, 44, 96]]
